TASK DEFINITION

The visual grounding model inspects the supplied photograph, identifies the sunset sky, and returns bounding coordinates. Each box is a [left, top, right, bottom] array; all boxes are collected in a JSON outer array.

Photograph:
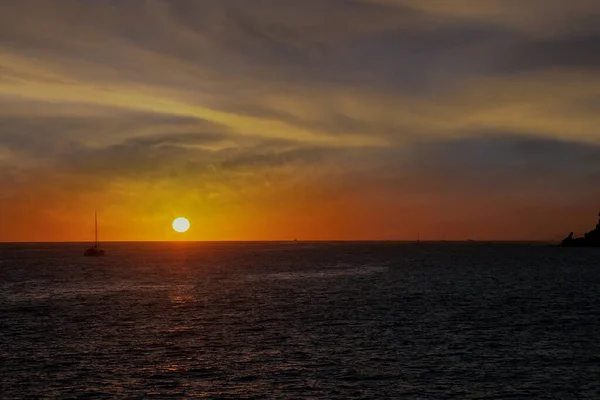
[[1, 0, 600, 241]]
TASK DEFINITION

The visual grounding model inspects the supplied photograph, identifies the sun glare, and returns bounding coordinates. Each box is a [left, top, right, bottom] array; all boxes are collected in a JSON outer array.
[[172, 217, 190, 233]]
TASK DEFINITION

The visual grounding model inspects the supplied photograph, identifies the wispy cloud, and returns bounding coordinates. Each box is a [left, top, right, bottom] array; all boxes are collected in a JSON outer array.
[[1, 0, 599, 240]]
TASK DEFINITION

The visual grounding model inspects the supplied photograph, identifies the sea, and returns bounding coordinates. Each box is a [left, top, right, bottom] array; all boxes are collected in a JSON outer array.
[[1, 241, 599, 399]]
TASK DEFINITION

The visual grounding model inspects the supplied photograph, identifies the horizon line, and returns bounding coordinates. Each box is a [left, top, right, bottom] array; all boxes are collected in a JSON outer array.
[[0, 239, 559, 244]]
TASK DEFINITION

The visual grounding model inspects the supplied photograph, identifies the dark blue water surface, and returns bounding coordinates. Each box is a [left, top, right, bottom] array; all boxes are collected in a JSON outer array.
[[1, 242, 599, 399]]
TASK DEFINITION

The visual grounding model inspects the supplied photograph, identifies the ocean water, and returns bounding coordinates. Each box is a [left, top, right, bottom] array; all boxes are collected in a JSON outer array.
[[1, 242, 599, 399]]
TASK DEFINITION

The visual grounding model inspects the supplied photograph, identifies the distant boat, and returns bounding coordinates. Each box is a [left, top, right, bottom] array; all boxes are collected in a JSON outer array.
[[561, 212, 600, 247], [84, 212, 105, 257]]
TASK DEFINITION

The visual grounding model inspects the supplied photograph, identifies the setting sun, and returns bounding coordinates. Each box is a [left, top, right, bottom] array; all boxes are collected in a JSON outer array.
[[172, 217, 190, 233]]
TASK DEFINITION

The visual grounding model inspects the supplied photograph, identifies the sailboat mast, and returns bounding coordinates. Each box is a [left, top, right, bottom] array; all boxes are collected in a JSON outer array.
[[95, 212, 98, 247]]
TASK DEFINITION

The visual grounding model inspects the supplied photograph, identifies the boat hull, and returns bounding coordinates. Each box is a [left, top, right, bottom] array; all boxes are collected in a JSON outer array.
[[84, 248, 105, 257]]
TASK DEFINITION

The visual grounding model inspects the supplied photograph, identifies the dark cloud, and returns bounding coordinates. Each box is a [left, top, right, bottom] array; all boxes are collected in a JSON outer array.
[[391, 135, 600, 197], [500, 34, 600, 73], [0, 112, 228, 161], [221, 146, 334, 170]]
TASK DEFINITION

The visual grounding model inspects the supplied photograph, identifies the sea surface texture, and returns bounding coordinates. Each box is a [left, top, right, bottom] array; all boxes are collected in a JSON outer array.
[[1, 242, 599, 399]]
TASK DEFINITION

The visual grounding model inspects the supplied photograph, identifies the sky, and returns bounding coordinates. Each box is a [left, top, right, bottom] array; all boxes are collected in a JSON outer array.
[[1, 0, 600, 242]]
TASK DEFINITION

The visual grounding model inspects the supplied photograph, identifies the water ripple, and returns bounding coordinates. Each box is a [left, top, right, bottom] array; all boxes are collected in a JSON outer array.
[[1, 242, 599, 398]]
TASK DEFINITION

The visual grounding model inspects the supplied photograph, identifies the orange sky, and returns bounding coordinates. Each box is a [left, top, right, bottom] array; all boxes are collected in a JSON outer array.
[[1, 0, 599, 242]]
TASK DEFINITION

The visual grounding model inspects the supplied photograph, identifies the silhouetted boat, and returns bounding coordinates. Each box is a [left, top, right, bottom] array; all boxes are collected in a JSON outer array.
[[561, 213, 600, 247], [84, 212, 105, 257]]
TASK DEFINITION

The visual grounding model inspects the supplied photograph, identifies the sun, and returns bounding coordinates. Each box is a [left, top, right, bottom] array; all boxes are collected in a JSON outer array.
[[172, 217, 190, 233]]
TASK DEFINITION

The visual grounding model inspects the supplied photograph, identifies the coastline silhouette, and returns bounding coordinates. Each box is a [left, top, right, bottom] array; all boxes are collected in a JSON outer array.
[[561, 213, 600, 247]]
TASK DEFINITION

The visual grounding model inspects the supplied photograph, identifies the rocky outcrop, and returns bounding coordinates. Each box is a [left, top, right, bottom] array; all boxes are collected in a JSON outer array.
[[561, 214, 600, 247]]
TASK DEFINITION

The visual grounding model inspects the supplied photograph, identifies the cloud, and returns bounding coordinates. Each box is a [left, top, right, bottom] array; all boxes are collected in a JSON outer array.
[[406, 135, 600, 192], [1, 0, 600, 240], [367, 0, 600, 35], [500, 34, 600, 73]]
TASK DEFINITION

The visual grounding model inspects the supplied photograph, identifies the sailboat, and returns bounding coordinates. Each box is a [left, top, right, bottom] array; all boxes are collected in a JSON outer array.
[[84, 212, 105, 257]]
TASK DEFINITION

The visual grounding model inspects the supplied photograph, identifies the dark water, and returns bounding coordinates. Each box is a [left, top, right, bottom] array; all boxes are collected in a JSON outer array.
[[1, 242, 599, 399]]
